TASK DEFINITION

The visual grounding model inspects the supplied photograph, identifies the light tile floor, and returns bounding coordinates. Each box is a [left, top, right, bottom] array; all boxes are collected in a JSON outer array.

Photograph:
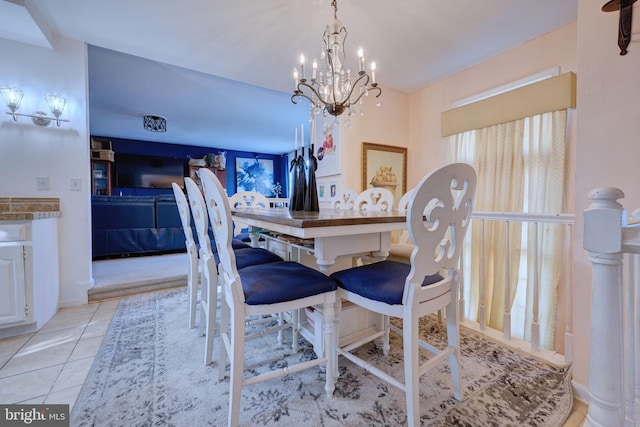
[[0, 298, 118, 410]]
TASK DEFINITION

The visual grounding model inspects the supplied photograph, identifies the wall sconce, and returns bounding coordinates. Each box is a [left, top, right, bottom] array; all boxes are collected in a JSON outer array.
[[602, 0, 637, 55], [0, 86, 69, 127]]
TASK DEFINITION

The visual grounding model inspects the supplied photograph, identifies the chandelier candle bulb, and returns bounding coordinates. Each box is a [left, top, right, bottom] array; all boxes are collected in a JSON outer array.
[[358, 47, 365, 72], [371, 62, 376, 84], [312, 60, 318, 80], [293, 68, 299, 88], [300, 54, 305, 80]]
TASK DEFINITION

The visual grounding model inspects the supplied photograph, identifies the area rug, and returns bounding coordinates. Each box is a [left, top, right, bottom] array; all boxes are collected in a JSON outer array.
[[71, 288, 572, 426]]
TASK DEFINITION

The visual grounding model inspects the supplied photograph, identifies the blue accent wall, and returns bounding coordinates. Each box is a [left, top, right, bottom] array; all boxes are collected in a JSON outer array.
[[96, 136, 289, 197]]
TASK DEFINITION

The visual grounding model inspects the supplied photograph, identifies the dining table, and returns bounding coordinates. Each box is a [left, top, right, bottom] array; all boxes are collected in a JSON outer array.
[[231, 207, 407, 272], [231, 206, 409, 352]]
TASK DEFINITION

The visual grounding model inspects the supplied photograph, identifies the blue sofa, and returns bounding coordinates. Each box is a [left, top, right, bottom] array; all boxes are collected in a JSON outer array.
[[91, 195, 186, 259]]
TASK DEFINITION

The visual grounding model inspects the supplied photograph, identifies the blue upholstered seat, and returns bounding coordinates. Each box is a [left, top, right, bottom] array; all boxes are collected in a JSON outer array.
[[197, 238, 249, 251], [214, 247, 282, 269], [330, 260, 443, 305], [235, 231, 265, 243], [240, 261, 337, 305], [231, 239, 251, 250]]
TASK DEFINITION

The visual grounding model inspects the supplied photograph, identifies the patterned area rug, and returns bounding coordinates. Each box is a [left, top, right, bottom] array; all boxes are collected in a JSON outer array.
[[71, 288, 572, 426]]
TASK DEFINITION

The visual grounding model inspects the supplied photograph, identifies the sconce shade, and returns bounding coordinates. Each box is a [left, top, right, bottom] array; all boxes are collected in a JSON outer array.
[[0, 86, 24, 113], [45, 93, 66, 118], [1, 86, 69, 127]]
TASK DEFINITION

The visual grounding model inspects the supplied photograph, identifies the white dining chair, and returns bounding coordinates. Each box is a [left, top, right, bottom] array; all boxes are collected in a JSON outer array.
[[199, 167, 338, 427], [354, 187, 395, 212], [352, 187, 396, 266], [185, 177, 283, 365], [172, 183, 200, 329], [387, 188, 415, 264], [228, 191, 270, 244], [330, 163, 477, 426], [330, 189, 358, 210]]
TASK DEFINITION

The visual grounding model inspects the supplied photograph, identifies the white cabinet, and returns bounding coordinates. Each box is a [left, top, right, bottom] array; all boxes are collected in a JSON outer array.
[[0, 219, 59, 338], [0, 245, 27, 325]]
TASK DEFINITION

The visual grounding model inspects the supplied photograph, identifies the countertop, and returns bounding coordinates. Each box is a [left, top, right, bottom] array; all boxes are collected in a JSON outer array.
[[0, 197, 61, 220]]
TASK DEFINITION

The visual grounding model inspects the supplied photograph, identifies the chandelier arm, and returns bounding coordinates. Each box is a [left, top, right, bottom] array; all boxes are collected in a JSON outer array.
[[296, 80, 328, 105], [292, 84, 326, 110], [334, 71, 370, 107], [349, 84, 382, 107]]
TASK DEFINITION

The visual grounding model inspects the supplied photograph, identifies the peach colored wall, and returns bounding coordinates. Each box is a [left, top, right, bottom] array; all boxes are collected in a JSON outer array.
[[316, 86, 410, 198], [573, 2, 640, 388]]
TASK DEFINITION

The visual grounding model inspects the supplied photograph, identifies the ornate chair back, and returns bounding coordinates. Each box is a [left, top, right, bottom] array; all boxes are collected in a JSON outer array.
[[228, 191, 270, 242], [354, 187, 395, 212], [331, 189, 358, 210]]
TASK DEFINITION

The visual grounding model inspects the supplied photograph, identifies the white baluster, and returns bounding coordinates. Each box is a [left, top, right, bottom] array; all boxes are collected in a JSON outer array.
[[564, 223, 574, 363], [583, 187, 625, 427], [504, 220, 511, 341], [479, 219, 486, 330], [531, 222, 540, 351], [623, 252, 636, 426]]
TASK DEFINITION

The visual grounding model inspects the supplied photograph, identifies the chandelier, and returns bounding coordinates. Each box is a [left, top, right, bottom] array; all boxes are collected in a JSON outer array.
[[291, 0, 381, 118]]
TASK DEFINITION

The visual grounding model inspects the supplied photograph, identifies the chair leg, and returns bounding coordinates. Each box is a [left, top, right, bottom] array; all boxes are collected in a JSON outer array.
[[291, 309, 299, 353], [322, 297, 336, 397], [217, 289, 230, 381], [446, 301, 463, 401], [204, 269, 217, 365], [333, 298, 342, 381], [228, 306, 246, 427], [188, 266, 198, 329], [403, 314, 420, 427], [198, 267, 207, 337], [277, 312, 285, 345], [381, 314, 390, 355]]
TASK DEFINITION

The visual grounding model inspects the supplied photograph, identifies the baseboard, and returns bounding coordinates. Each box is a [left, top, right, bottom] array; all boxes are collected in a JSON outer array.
[[572, 380, 590, 404], [88, 277, 187, 302]]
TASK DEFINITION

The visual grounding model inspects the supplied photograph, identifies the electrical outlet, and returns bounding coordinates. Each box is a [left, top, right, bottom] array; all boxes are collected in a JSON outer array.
[[70, 177, 82, 191], [36, 176, 50, 191]]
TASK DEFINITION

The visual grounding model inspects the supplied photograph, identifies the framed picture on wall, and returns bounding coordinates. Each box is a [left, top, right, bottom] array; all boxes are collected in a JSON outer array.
[[235, 157, 275, 196], [315, 119, 341, 177], [362, 142, 407, 203], [318, 182, 327, 201], [327, 180, 338, 200]]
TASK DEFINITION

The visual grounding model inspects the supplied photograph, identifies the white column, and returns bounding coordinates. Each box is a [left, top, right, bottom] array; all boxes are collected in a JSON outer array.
[[583, 187, 625, 427]]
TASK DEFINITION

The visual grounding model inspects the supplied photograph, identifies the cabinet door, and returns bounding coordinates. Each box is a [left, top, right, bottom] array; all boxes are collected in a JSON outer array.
[[91, 160, 112, 195], [0, 246, 26, 325]]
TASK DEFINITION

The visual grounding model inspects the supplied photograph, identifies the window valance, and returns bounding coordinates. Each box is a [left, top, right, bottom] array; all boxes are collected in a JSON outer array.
[[441, 72, 576, 137]]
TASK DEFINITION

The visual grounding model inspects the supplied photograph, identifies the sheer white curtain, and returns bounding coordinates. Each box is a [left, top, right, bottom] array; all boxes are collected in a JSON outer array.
[[448, 110, 567, 349]]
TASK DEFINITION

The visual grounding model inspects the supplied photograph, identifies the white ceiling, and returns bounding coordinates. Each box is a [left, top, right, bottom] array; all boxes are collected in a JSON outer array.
[[1, 0, 578, 154]]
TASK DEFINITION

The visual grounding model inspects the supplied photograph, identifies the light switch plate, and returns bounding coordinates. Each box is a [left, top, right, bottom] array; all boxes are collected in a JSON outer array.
[[36, 176, 50, 190], [70, 177, 82, 191]]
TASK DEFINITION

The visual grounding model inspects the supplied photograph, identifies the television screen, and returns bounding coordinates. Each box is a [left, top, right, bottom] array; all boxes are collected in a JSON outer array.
[[116, 154, 185, 189]]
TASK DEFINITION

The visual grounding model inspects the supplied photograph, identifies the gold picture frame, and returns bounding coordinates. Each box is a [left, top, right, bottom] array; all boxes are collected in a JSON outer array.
[[362, 142, 407, 203]]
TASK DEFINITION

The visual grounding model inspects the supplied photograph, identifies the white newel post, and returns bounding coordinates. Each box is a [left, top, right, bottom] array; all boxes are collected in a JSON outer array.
[[583, 187, 625, 427]]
